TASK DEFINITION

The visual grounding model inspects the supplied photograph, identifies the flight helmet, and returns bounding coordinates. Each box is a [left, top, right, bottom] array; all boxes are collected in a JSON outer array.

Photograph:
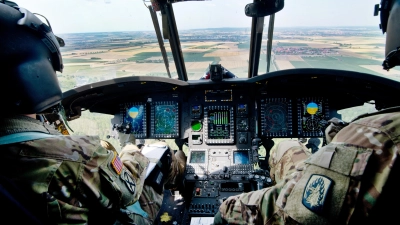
[[0, 3, 64, 115]]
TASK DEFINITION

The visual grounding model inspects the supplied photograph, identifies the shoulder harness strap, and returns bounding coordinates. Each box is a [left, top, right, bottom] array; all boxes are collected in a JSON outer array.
[[0, 132, 54, 145]]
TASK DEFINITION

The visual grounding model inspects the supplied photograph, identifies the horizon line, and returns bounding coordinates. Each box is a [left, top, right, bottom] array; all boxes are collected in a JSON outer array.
[[58, 25, 379, 35]]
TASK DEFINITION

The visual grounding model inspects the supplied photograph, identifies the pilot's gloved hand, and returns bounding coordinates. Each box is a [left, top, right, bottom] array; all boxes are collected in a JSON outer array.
[[118, 132, 136, 148], [325, 117, 349, 144], [213, 211, 228, 225]]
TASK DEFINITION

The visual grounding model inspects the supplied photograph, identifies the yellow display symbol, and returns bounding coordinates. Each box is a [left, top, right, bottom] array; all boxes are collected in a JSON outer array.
[[160, 212, 172, 222], [306, 102, 318, 115], [129, 107, 139, 118]]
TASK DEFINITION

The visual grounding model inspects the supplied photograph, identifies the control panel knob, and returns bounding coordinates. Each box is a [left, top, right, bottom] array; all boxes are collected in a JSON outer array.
[[194, 174, 199, 179], [223, 166, 228, 173], [239, 136, 247, 144]]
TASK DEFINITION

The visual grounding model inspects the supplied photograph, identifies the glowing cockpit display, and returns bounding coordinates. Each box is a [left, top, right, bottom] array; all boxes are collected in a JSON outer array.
[[122, 103, 146, 138], [260, 98, 292, 137], [298, 97, 329, 137], [306, 102, 318, 115], [190, 151, 206, 164], [233, 151, 249, 164], [151, 101, 179, 138]]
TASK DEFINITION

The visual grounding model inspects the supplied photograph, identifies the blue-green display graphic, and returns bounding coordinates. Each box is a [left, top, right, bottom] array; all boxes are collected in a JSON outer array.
[[125, 105, 144, 134], [155, 105, 177, 134]]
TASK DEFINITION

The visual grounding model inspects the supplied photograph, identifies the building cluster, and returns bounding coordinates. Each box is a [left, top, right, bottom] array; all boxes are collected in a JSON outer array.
[[273, 47, 338, 55]]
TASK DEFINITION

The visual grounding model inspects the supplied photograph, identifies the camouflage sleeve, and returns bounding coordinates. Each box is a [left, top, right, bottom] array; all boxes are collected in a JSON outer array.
[[219, 139, 309, 225], [329, 112, 400, 222], [119, 143, 150, 203], [268, 140, 311, 184], [218, 175, 293, 225], [46, 135, 140, 224]]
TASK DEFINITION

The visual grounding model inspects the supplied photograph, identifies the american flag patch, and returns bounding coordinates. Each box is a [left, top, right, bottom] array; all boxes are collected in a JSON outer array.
[[111, 152, 123, 175]]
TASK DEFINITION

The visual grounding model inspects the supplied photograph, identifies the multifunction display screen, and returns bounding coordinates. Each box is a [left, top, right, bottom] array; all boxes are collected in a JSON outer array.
[[297, 97, 329, 137], [260, 98, 292, 137], [121, 103, 146, 138], [233, 151, 249, 164], [205, 106, 234, 144], [151, 101, 179, 138], [208, 109, 230, 139], [190, 151, 206, 163], [205, 89, 232, 102]]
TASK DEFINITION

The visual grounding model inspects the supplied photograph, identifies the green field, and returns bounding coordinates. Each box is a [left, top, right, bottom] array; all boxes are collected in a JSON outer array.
[[290, 61, 310, 68], [238, 41, 250, 49], [62, 65, 91, 74], [290, 56, 383, 76], [127, 50, 220, 63], [183, 51, 220, 62], [63, 58, 99, 63], [128, 52, 169, 61]]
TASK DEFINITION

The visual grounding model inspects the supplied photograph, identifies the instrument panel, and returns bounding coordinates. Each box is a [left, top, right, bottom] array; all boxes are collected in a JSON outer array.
[[117, 93, 331, 139], [112, 89, 333, 216], [62, 68, 400, 220]]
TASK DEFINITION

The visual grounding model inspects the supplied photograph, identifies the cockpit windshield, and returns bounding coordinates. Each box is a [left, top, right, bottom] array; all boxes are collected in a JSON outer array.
[[14, 0, 400, 88]]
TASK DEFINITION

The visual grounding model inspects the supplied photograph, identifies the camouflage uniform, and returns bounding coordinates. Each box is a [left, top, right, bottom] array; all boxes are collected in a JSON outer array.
[[0, 115, 186, 225], [268, 140, 311, 185], [217, 110, 400, 224]]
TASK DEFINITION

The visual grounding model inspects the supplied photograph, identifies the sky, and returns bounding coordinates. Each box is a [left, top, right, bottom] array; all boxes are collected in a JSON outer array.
[[13, 0, 382, 34]]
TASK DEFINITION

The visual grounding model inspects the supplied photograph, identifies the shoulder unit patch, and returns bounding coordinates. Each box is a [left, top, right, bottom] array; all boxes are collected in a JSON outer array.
[[120, 169, 136, 194], [302, 174, 333, 214], [111, 152, 123, 175]]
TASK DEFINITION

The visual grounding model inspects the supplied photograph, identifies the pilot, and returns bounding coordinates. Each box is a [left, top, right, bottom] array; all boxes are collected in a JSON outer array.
[[0, 3, 186, 225], [214, 1, 400, 224]]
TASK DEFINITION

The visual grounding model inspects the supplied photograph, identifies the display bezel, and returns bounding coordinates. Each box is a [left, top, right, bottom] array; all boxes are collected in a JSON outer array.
[[189, 151, 206, 164], [233, 151, 250, 164], [150, 101, 179, 138], [260, 98, 292, 138], [120, 102, 147, 138], [204, 105, 235, 144], [297, 97, 329, 137]]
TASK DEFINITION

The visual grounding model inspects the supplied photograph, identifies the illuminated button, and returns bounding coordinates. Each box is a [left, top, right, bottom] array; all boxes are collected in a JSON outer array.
[[191, 121, 202, 131]]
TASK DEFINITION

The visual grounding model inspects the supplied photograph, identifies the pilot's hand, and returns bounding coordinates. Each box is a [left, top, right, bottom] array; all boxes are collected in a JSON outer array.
[[118, 132, 136, 148], [325, 117, 348, 144], [213, 211, 228, 225]]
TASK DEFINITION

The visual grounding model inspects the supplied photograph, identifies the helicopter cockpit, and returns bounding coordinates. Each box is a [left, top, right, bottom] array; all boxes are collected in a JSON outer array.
[[7, 0, 400, 224]]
